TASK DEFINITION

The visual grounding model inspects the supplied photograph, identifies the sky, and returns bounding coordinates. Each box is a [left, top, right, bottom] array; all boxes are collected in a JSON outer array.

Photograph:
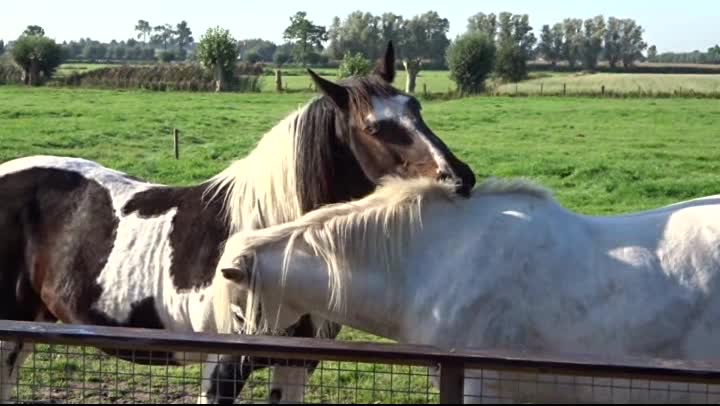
[[1, 0, 718, 53]]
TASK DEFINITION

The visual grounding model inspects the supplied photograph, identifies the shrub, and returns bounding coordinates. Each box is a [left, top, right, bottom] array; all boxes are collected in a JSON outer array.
[[56, 63, 264, 92], [337, 52, 371, 79], [496, 44, 528, 83], [447, 33, 496, 95]]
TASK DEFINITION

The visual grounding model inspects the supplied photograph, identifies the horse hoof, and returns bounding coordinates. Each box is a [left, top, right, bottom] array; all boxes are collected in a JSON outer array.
[[269, 389, 282, 404]]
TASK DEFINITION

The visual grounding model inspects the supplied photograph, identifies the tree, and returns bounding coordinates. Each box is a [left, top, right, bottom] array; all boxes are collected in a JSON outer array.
[[467, 12, 497, 40], [152, 24, 176, 51], [135, 20, 152, 44], [273, 51, 290, 67], [447, 32, 496, 95], [175, 21, 193, 52], [537, 25, 560, 66], [550, 23, 564, 64], [537, 23, 567, 67], [158, 51, 176, 63], [12, 34, 63, 85], [708, 45, 720, 64], [24, 25, 45, 37], [82, 43, 107, 61], [401, 11, 450, 93], [283, 11, 328, 66], [647, 45, 657, 62], [338, 51, 371, 78], [495, 12, 535, 82], [496, 44, 528, 82], [604, 17, 622, 68], [244, 52, 261, 63], [581, 15, 606, 71], [0, 40, 4, 56], [197, 26, 240, 92], [562, 18, 583, 69], [238, 38, 277, 62], [327, 12, 381, 61], [619, 19, 647, 68]]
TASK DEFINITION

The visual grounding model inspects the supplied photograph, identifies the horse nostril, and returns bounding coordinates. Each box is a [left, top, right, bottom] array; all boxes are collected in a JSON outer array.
[[269, 389, 282, 404]]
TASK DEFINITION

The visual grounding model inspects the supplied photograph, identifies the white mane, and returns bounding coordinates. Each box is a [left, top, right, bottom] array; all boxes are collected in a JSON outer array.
[[205, 104, 311, 234], [214, 176, 553, 335]]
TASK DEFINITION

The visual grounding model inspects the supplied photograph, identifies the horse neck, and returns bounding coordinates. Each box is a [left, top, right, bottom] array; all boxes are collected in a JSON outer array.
[[257, 242, 408, 340]]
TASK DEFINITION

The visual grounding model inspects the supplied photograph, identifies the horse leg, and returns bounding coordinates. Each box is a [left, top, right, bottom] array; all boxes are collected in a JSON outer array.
[[262, 315, 341, 403], [198, 354, 259, 404], [0, 220, 52, 403], [0, 341, 36, 404], [269, 365, 307, 404]]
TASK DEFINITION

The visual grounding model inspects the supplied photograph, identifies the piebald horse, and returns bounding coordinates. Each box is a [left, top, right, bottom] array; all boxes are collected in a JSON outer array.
[[216, 176, 720, 403], [0, 42, 476, 404]]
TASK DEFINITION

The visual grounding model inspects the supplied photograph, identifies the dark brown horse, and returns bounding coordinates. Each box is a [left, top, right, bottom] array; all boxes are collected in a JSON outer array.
[[0, 42, 475, 404]]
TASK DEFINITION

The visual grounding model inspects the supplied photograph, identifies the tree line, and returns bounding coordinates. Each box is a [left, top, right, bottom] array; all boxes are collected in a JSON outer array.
[[1, 10, 717, 91], [534, 16, 647, 70], [649, 45, 720, 64]]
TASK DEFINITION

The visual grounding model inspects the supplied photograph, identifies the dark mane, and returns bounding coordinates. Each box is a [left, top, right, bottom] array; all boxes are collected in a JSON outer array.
[[294, 75, 399, 213]]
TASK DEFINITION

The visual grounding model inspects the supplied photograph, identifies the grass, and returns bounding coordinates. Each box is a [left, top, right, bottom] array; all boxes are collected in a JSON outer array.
[[53, 63, 720, 97], [54, 63, 117, 79], [2, 87, 720, 402], [260, 68, 455, 94], [494, 72, 720, 96]]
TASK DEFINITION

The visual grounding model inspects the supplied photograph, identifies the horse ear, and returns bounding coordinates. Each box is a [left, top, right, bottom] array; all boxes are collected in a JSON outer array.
[[308, 69, 349, 109], [374, 40, 396, 84]]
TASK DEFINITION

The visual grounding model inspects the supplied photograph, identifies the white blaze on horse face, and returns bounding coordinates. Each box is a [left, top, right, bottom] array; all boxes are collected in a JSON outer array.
[[368, 95, 452, 177]]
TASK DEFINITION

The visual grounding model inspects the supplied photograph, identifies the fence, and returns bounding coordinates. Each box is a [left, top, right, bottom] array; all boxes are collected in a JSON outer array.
[[1, 320, 720, 404]]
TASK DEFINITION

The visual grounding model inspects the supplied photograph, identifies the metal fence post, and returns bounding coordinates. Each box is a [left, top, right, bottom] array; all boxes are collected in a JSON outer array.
[[439, 361, 465, 404]]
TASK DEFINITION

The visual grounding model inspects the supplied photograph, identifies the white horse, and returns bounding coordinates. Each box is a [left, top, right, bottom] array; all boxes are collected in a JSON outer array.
[[212, 176, 720, 403]]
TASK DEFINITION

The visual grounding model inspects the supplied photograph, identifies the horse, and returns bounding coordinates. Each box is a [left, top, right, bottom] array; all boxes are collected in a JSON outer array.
[[0, 41, 477, 404], [214, 175, 720, 403]]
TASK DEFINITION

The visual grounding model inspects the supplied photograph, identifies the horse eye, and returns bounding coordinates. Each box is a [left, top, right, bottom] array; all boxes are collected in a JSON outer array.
[[364, 123, 380, 135]]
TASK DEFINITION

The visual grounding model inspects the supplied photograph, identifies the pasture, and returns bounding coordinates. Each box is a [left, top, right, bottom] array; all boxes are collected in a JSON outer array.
[[257, 67, 720, 96], [1, 86, 719, 402], [494, 72, 720, 96], [50, 63, 720, 96]]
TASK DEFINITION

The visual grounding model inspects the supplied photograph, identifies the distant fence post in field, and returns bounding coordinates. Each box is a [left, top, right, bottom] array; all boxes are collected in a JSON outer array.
[[601, 85, 606, 96], [173, 129, 180, 160], [563, 83, 567, 96], [423, 83, 428, 96], [540, 83, 544, 96]]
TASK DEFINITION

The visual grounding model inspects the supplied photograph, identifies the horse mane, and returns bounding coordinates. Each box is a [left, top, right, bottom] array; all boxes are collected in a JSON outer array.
[[205, 75, 398, 234], [213, 175, 554, 335]]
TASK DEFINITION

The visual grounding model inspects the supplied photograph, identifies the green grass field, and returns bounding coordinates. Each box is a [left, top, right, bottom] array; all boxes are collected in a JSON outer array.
[[260, 68, 455, 94], [52, 63, 720, 96], [54, 63, 116, 79], [253, 69, 720, 96], [1, 86, 720, 402], [494, 72, 720, 95]]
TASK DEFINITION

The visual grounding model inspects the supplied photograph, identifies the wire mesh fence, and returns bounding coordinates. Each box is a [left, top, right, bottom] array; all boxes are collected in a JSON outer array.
[[460, 370, 720, 404], [1, 344, 439, 404], [2, 321, 720, 404]]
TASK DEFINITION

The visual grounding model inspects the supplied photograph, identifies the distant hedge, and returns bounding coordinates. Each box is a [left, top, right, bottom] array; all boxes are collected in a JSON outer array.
[[0, 64, 24, 85], [55, 63, 265, 92]]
